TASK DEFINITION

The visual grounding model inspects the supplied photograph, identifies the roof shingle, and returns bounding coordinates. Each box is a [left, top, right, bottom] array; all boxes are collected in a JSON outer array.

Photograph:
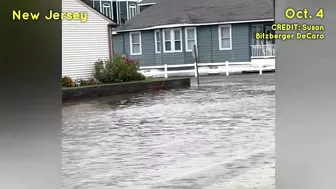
[[116, 0, 273, 31]]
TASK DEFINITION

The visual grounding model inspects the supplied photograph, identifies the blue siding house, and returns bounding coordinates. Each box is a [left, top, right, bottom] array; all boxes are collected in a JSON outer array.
[[112, 0, 275, 66]]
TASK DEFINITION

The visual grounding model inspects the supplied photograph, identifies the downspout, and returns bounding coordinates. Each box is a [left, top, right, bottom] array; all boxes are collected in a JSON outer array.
[[107, 25, 113, 59]]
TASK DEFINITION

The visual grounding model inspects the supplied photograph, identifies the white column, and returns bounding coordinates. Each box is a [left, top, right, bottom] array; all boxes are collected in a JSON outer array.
[[225, 61, 229, 76], [116, 0, 119, 24], [164, 64, 168, 78], [194, 62, 198, 77]]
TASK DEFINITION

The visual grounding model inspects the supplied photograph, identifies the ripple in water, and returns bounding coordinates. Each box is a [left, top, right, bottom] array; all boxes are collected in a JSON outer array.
[[62, 75, 275, 189]]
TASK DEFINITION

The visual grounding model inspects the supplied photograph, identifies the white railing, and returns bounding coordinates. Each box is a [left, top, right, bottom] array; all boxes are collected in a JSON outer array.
[[139, 61, 275, 78], [251, 44, 276, 58]]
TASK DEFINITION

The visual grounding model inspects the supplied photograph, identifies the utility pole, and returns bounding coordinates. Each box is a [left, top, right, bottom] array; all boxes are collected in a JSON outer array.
[[192, 44, 200, 85]]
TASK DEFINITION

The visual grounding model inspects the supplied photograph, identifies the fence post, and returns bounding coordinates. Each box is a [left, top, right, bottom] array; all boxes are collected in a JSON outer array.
[[194, 62, 198, 77], [164, 64, 168, 78], [225, 61, 229, 76], [259, 62, 263, 74]]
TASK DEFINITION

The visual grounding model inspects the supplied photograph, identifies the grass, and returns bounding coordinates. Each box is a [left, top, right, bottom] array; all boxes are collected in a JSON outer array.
[[62, 77, 189, 90]]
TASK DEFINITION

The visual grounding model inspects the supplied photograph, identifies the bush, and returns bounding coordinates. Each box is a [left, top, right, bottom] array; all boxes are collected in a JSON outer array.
[[62, 76, 74, 87], [93, 59, 106, 82], [62, 76, 99, 87], [94, 55, 146, 83], [75, 78, 99, 86]]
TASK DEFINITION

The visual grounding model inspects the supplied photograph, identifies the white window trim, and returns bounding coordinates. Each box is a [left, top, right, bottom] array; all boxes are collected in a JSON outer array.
[[162, 28, 183, 53], [129, 32, 142, 55], [129, 4, 137, 19], [184, 27, 197, 52], [102, 3, 111, 18], [154, 30, 161, 53], [218, 25, 232, 50]]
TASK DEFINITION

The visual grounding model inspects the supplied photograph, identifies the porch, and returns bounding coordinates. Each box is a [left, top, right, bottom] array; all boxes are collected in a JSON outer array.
[[251, 44, 276, 58], [250, 22, 276, 59]]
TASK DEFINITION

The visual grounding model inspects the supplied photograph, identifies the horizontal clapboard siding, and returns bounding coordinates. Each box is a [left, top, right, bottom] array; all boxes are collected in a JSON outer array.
[[62, 0, 110, 79]]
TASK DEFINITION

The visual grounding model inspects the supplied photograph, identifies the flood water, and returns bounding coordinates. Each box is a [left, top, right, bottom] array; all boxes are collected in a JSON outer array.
[[62, 74, 275, 189]]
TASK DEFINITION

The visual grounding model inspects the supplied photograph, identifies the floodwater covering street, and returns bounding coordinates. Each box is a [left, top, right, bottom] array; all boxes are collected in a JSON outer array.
[[62, 74, 275, 189]]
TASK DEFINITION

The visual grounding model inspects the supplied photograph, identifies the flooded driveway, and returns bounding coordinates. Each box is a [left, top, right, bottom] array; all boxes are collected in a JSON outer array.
[[62, 74, 275, 189]]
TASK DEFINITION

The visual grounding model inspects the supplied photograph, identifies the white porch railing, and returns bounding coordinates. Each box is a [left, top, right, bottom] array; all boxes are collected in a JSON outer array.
[[251, 44, 276, 58], [139, 61, 275, 78]]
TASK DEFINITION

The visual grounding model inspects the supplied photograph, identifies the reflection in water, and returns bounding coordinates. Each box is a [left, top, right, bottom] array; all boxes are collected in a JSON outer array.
[[62, 74, 275, 189]]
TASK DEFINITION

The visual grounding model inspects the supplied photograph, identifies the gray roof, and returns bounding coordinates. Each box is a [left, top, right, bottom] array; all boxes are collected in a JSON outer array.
[[138, 0, 157, 5], [116, 0, 273, 31]]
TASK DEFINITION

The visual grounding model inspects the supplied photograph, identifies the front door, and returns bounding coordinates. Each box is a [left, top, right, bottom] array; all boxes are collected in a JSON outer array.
[[251, 24, 264, 46], [264, 24, 275, 45]]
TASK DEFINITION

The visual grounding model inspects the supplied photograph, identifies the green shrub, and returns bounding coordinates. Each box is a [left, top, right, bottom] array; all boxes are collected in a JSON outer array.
[[62, 76, 74, 87], [93, 55, 146, 83], [93, 59, 106, 82]]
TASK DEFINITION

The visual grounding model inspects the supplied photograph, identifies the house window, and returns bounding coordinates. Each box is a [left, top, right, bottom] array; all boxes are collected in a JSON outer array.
[[218, 25, 232, 50], [154, 30, 161, 53], [129, 4, 137, 19], [185, 27, 197, 52], [102, 3, 111, 18], [162, 28, 182, 53], [130, 32, 141, 55]]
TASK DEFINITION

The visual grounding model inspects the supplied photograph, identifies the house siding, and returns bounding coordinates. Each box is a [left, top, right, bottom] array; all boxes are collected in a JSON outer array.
[[113, 31, 156, 66], [112, 34, 125, 54], [212, 23, 250, 62], [128, 31, 156, 66], [86, 0, 139, 23], [62, 0, 110, 79], [112, 23, 258, 66], [197, 24, 251, 62], [197, 26, 213, 63]]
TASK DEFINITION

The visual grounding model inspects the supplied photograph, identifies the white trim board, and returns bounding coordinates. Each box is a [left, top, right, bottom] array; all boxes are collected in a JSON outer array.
[[138, 2, 155, 6], [184, 27, 197, 52], [218, 25, 232, 50], [154, 29, 161, 53], [162, 28, 183, 53], [114, 19, 274, 33], [129, 31, 142, 55]]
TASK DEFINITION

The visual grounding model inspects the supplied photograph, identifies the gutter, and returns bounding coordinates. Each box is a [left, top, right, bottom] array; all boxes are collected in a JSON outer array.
[[138, 2, 156, 6], [114, 18, 275, 33]]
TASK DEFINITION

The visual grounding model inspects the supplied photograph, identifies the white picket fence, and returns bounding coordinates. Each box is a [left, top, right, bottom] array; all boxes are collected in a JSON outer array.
[[139, 61, 275, 78]]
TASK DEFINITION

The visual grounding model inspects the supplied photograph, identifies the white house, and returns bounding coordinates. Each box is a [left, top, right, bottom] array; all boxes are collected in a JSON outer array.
[[62, 0, 117, 79]]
